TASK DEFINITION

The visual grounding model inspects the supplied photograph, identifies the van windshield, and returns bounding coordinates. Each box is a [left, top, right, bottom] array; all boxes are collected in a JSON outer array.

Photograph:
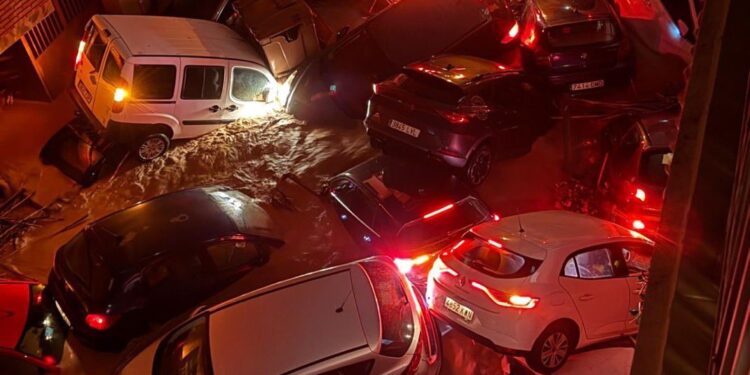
[[546, 20, 617, 48]]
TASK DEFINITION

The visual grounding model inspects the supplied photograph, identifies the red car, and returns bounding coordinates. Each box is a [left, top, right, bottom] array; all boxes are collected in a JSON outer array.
[[0, 280, 67, 374]]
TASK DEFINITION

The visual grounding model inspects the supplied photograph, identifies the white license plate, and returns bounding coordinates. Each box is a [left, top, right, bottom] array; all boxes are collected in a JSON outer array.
[[445, 296, 474, 322], [389, 119, 421, 138], [77, 80, 92, 103], [570, 80, 605, 91], [55, 300, 71, 327]]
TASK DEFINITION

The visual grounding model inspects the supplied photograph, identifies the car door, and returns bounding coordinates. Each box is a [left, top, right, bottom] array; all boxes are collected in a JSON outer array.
[[328, 177, 382, 246], [74, 21, 108, 113], [558, 245, 631, 340], [226, 62, 275, 120], [174, 59, 231, 139], [614, 241, 654, 332], [91, 45, 125, 126]]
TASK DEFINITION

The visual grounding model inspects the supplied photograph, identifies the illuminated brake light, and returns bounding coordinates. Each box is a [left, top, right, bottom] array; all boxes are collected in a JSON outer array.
[[423, 203, 454, 219], [501, 21, 519, 44], [393, 255, 431, 274], [487, 239, 503, 249], [635, 188, 646, 202], [85, 313, 116, 331], [492, 214, 501, 221], [470, 281, 538, 309], [42, 355, 56, 366], [437, 110, 469, 125], [632, 220, 646, 230], [450, 240, 466, 253], [75, 41, 85, 68]]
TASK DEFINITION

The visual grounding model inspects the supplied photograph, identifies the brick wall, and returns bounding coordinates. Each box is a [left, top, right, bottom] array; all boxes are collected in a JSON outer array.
[[0, 0, 53, 53]]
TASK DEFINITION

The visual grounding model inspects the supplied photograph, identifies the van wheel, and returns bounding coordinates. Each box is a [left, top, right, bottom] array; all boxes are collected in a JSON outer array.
[[136, 133, 170, 162], [463, 143, 492, 186], [526, 323, 576, 373]]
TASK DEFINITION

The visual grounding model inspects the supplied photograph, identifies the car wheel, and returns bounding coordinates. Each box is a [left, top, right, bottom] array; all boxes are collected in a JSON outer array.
[[464, 143, 493, 186], [135, 133, 170, 162], [526, 323, 576, 373]]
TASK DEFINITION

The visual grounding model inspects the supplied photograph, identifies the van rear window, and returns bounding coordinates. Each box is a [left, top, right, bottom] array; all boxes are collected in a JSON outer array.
[[132, 65, 176, 100], [361, 261, 414, 357]]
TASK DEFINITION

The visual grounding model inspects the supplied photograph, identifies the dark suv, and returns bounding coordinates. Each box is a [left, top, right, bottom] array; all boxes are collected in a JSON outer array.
[[365, 55, 549, 185], [47, 187, 283, 348], [517, 0, 633, 91]]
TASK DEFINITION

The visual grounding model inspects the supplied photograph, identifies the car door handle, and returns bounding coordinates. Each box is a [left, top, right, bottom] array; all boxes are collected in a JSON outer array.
[[208, 105, 221, 113], [579, 294, 594, 301], [224, 104, 238, 112]]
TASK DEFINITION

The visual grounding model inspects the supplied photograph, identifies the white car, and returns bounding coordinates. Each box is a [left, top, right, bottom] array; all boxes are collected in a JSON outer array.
[[72, 15, 278, 161], [115, 257, 441, 375], [426, 210, 652, 373]]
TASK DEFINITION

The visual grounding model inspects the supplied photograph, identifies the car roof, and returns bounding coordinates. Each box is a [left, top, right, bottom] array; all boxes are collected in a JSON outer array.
[[470, 210, 649, 259], [336, 155, 475, 224], [638, 113, 678, 150], [93, 15, 265, 64], [0, 282, 30, 349], [531, 0, 615, 27], [206, 259, 384, 374], [406, 55, 520, 88], [87, 187, 280, 270]]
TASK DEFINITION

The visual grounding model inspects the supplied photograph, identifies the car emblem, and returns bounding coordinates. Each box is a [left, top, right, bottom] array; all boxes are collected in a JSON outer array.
[[580, 52, 588, 60], [457, 276, 467, 287]]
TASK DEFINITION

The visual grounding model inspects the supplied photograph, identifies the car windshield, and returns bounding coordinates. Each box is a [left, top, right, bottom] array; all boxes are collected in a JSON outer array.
[[155, 316, 211, 375], [546, 20, 617, 48], [63, 228, 117, 300], [397, 197, 489, 249], [453, 233, 542, 278], [16, 284, 67, 363], [639, 150, 671, 188]]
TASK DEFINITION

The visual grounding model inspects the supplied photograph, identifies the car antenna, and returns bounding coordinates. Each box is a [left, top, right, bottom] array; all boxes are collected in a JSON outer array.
[[335, 290, 353, 313], [518, 214, 526, 234]]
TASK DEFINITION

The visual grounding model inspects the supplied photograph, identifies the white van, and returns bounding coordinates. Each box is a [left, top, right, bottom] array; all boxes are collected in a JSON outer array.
[[114, 257, 442, 375], [72, 15, 278, 161]]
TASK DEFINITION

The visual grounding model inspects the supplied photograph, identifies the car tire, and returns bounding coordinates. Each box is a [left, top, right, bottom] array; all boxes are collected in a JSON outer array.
[[463, 143, 493, 186], [135, 133, 170, 162], [526, 323, 576, 374]]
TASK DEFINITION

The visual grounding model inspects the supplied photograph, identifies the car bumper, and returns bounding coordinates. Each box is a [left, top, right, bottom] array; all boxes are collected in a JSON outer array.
[[427, 279, 541, 352], [546, 62, 632, 90], [69, 87, 104, 130]]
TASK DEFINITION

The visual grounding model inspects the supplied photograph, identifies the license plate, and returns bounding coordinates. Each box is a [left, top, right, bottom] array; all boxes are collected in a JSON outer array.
[[389, 119, 421, 138], [77, 80, 92, 103], [55, 300, 71, 327], [570, 80, 605, 91], [445, 296, 474, 322]]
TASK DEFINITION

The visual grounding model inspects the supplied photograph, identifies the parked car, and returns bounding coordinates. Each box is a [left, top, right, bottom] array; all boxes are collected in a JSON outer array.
[[47, 187, 283, 348], [597, 111, 677, 236], [426, 210, 653, 373], [517, 0, 633, 91], [326, 155, 494, 283], [307, 0, 519, 118], [115, 257, 441, 374], [0, 281, 67, 374], [365, 55, 550, 185], [72, 15, 278, 161]]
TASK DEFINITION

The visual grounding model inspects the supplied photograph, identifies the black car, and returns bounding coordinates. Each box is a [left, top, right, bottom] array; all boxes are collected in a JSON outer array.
[[308, 0, 519, 118], [47, 187, 283, 348], [597, 110, 677, 236], [517, 0, 633, 91], [365, 55, 549, 185], [325, 155, 493, 284]]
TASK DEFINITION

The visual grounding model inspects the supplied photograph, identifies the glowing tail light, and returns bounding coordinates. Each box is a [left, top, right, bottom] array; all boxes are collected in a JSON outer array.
[[632, 220, 646, 230], [501, 21, 519, 44], [487, 239, 503, 249], [372, 83, 380, 95], [75, 41, 86, 68], [423, 203, 455, 219], [470, 281, 538, 309], [437, 110, 469, 125], [522, 26, 537, 47], [635, 188, 646, 202], [492, 214, 501, 221], [394, 254, 432, 274], [85, 313, 117, 331]]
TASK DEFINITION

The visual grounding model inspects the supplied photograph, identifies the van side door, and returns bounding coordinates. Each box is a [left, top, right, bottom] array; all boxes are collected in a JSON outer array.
[[174, 58, 230, 139], [91, 43, 125, 125], [225, 62, 275, 120]]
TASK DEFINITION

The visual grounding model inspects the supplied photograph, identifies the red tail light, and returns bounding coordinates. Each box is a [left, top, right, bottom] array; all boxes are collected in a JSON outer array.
[[632, 220, 646, 230], [635, 188, 646, 202], [487, 239, 503, 249], [430, 257, 458, 281], [470, 281, 538, 309], [75, 41, 86, 69], [521, 24, 537, 48], [423, 203, 454, 219], [437, 110, 469, 125], [85, 313, 117, 331], [501, 21, 519, 44], [492, 213, 501, 221], [42, 355, 56, 366], [372, 83, 380, 95], [394, 254, 432, 274]]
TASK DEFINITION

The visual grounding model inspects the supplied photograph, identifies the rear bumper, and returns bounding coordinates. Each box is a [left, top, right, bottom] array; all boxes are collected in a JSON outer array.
[[69, 87, 104, 130], [545, 61, 633, 89]]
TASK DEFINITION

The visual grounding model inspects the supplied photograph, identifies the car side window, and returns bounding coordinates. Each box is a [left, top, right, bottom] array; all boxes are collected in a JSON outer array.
[[182, 66, 225, 100], [563, 257, 578, 277], [231, 67, 271, 102], [618, 242, 653, 273], [101, 50, 123, 85], [574, 248, 615, 279], [132, 65, 177, 100], [319, 359, 375, 375], [205, 240, 261, 271]]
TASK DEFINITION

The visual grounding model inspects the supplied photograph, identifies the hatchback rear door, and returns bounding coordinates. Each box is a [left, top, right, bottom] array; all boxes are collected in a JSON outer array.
[[75, 21, 108, 115], [91, 44, 125, 126]]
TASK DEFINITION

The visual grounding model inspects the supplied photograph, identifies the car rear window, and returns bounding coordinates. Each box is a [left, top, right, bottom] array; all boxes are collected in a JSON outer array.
[[639, 150, 671, 188], [398, 71, 465, 105], [361, 261, 414, 357], [154, 316, 211, 375], [62, 229, 116, 300], [132, 65, 177, 100], [546, 20, 617, 48], [397, 197, 489, 249], [453, 233, 542, 278]]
